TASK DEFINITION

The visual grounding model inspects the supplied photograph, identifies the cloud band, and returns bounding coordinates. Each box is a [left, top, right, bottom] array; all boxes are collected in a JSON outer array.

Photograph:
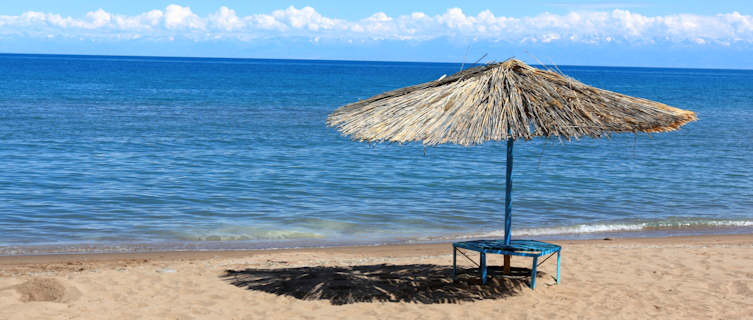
[[1, 5, 752, 46]]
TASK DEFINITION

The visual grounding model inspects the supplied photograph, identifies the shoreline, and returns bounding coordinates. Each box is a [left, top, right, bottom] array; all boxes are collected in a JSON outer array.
[[1, 232, 749, 265], [2, 224, 752, 257], [1, 233, 752, 319]]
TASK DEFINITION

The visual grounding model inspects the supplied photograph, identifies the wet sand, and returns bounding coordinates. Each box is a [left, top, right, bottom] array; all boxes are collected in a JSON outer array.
[[1, 234, 752, 319]]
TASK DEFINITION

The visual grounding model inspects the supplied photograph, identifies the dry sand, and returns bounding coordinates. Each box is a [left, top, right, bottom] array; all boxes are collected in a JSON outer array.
[[1, 234, 752, 319]]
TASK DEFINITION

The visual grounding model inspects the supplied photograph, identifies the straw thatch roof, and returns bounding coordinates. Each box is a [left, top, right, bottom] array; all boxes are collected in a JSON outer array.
[[327, 58, 697, 146]]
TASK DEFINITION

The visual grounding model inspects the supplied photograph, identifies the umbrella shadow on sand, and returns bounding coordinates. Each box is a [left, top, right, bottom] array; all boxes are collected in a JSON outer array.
[[222, 264, 550, 305]]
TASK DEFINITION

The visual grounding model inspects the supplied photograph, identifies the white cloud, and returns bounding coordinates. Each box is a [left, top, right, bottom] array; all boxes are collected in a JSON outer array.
[[271, 6, 343, 31], [1, 5, 753, 46], [210, 6, 243, 31], [249, 14, 287, 31], [164, 4, 204, 30], [86, 9, 111, 29], [113, 10, 163, 31], [437, 8, 476, 30]]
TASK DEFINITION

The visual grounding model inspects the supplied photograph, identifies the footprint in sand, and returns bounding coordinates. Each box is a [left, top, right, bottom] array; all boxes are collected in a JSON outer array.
[[732, 280, 753, 295], [12, 278, 81, 303]]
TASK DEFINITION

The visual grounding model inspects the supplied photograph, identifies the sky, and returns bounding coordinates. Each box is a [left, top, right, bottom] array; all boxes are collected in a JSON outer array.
[[2, 1, 753, 68]]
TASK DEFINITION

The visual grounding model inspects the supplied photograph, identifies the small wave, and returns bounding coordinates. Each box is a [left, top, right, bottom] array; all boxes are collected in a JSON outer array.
[[450, 218, 753, 239], [170, 225, 324, 241]]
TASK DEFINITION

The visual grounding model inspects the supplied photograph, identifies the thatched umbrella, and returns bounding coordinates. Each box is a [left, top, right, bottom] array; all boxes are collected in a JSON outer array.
[[327, 58, 696, 269]]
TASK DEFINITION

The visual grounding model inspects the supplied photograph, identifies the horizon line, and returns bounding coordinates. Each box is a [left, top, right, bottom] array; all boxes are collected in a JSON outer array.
[[2, 51, 751, 72]]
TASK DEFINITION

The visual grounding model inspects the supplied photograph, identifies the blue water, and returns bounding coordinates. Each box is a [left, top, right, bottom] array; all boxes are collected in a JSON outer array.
[[1, 53, 752, 254]]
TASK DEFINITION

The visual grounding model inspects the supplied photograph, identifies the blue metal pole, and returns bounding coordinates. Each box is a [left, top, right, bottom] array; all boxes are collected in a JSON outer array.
[[531, 256, 538, 289], [480, 252, 487, 284], [556, 250, 561, 284], [504, 138, 514, 246]]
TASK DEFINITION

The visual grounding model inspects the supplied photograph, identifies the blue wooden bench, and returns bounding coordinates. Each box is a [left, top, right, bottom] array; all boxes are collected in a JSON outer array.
[[452, 239, 561, 289]]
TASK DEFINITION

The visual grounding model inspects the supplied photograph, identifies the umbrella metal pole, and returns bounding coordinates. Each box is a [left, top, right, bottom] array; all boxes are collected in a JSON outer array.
[[503, 137, 513, 275]]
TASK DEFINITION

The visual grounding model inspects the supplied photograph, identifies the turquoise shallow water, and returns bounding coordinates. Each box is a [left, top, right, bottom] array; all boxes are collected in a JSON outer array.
[[1, 53, 752, 254]]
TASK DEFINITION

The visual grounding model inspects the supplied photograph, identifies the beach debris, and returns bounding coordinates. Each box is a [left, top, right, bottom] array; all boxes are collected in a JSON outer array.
[[265, 259, 288, 264], [156, 268, 176, 273]]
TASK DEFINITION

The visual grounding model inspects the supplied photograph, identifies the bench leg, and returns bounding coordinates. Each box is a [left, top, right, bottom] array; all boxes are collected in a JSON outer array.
[[531, 256, 538, 289], [556, 250, 561, 284], [452, 246, 457, 281], [504, 255, 511, 275], [480, 252, 487, 285]]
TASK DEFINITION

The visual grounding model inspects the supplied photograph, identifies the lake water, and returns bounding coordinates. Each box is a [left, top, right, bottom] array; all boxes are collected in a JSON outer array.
[[1, 53, 752, 254]]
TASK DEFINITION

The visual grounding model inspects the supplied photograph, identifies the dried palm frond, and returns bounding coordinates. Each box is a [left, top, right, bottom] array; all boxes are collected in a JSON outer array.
[[327, 58, 697, 146]]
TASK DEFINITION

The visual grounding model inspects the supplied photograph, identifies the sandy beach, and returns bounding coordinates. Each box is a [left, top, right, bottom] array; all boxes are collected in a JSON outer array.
[[0, 234, 750, 319]]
